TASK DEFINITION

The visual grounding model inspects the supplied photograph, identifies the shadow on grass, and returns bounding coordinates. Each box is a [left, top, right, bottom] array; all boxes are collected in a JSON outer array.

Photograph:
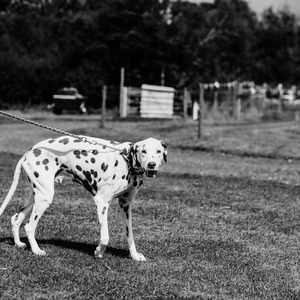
[[0, 237, 130, 258]]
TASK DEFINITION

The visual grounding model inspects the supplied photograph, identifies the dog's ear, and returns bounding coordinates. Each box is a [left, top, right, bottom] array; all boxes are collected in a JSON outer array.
[[129, 142, 140, 167], [161, 141, 167, 163]]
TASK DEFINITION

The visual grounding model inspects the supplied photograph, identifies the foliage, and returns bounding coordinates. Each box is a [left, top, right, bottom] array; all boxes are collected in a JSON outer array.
[[0, 0, 299, 107]]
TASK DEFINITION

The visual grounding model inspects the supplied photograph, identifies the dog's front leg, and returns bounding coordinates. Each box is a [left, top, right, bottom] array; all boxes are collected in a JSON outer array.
[[119, 192, 146, 262], [94, 188, 112, 259]]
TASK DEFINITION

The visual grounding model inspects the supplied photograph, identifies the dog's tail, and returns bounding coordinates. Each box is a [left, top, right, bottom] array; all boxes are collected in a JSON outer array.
[[0, 157, 23, 216]]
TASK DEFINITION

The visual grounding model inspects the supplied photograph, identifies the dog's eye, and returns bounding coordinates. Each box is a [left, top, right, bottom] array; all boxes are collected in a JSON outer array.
[[142, 150, 147, 154], [157, 150, 162, 154]]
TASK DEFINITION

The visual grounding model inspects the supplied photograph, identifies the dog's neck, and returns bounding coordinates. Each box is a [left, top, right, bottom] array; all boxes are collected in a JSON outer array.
[[121, 145, 144, 177]]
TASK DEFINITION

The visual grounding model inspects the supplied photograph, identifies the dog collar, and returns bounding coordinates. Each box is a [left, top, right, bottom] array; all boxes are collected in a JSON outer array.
[[121, 146, 145, 177]]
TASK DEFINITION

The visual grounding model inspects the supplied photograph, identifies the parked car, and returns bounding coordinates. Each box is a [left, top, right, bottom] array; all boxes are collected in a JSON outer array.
[[51, 87, 87, 115]]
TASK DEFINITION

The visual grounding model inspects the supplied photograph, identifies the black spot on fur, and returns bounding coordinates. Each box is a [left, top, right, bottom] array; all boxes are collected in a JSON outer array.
[[33, 183, 36, 188], [122, 175, 125, 179], [33, 149, 41, 157], [83, 171, 92, 183], [34, 171, 39, 178], [61, 164, 68, 169], [92, 150, 98, 155], [101, 163, 108, 172], [98, 177, 102, 182], [55, 158, 59, 166], [76, 165, 82, 172], [91, 157, 96, 164], [73, 150, 81, 159], [112, 174, 116, 180], [91, 170, 98, 178], [102, 145, 107, 149], [81, 150, 88, 156], [114, 160, 118, 167], [48, 139, 55, 144], [126, 226, 129, 237], [102, 206, 106, 215], [42, 159, 49, 165], [36, 161, 40, 166], [139, 180, 144, 186], [122, 148, 128, 155], [73, 139, 81, 143], [34, 215, 38, 221], [59, 138, 69, 145], [133, 180, 138, 187], [82, 179, 95, 196], [55, 169, 63, 178], [45, 166, 49, 171], [92, 180, 98, 193]]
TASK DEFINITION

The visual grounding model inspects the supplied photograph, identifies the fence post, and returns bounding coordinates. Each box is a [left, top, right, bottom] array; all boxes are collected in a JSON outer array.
[[213, 88, 218, 114], [100, 85, 107, 128], [233, 82, 241, 120], [198, 83, 204, 139], [119, 67, 125, 117], [183, 88, 189, 120]]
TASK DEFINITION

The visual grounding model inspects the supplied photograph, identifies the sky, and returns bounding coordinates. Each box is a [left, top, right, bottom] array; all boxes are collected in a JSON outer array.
[[247, 0, 300, 15], [193, 0, 300, 15]]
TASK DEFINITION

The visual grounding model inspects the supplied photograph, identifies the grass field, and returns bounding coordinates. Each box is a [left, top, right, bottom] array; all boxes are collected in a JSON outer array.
[[0, 113, 300, 299]]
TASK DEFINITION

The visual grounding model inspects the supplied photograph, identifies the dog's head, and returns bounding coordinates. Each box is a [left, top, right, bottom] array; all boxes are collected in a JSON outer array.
[[131, 137, 167, 177]]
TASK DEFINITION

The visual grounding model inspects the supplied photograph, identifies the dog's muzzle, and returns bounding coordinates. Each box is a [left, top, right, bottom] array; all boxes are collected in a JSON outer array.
[[146, 162, 158, 177]]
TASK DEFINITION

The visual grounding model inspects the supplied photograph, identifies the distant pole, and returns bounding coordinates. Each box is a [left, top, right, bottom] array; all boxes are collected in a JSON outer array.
[[119, 67, 125, 117], [161, 68, 165, 86], [183, 88, 188, 120], [100, 85, 107, 128], [233, 81, 241, 120], [198, 83, 204, 139]]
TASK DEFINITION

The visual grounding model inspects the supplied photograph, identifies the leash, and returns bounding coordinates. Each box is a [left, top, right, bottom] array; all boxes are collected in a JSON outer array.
[[0, 110, 145, 176], [0, 110, 125, 153]]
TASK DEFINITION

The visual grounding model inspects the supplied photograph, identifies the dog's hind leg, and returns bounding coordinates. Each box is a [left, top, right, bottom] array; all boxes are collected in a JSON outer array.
[[25, 195, 51, 257], [11, 173, 35, 248], [24, 191, 51, 256], [11, 204, 33, 248]]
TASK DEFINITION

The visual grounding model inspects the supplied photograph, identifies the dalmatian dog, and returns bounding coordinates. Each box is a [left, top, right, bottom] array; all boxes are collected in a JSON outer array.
[[0, 136, 167, 261]]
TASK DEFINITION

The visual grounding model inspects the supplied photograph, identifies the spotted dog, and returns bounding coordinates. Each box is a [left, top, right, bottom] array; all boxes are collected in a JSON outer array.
[[0, 136, 167, 261]]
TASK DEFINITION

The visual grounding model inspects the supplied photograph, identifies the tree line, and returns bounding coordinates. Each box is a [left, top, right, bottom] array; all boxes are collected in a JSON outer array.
[[0, 0, 299, 108]]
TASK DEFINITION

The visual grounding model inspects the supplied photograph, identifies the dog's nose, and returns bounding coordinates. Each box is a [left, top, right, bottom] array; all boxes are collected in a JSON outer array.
[[147, 162, 156, 169]]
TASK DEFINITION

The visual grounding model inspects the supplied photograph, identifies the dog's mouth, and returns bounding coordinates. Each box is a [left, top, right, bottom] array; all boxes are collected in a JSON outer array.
[[145, 169, 158, 177]]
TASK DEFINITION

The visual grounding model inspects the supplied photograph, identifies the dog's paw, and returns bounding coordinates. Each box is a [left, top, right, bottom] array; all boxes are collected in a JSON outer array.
[[131, 252, 146, 262], [94, 244, 106, 259], [16, 242, 26, 249], [33, 249, 46, 256]]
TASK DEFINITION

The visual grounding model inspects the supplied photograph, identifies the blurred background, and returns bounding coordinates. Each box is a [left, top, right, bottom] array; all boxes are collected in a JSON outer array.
[[1, 0, 300, 121]]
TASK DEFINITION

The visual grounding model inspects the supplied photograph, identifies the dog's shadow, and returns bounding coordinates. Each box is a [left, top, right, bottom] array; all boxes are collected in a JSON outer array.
[[0, 237, 130, 258]]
